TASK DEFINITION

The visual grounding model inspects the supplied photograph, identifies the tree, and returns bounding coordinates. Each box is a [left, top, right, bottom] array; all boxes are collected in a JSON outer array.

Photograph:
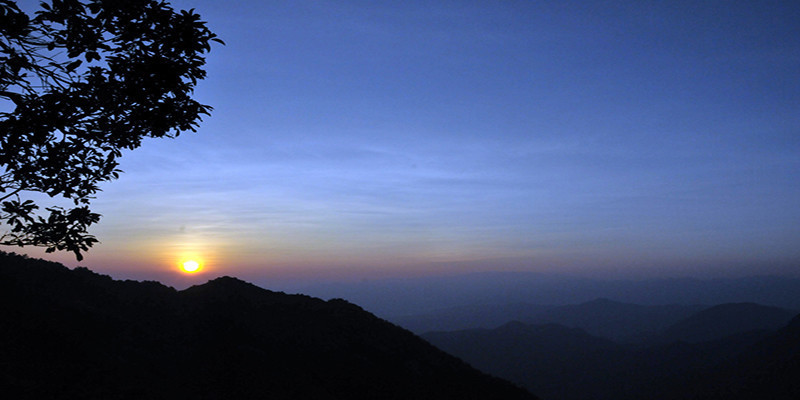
[[0, 0, 222, 260]]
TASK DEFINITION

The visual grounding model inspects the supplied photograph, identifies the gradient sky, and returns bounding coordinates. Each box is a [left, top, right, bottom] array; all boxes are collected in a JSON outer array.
[[13, 0, 800, 287]]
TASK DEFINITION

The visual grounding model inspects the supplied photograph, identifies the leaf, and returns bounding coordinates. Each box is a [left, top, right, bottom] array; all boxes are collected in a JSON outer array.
[[1, 0, 220, 261], [66, 59, 82, 71], [85, 50, 100, 62]]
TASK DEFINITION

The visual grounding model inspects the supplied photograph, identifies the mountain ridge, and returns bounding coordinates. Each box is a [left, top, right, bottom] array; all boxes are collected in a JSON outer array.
[[423, 314, 800, 400], [295, 272, 800, 316], [0, 251, 536, 400], [658, 302, 797, 343]]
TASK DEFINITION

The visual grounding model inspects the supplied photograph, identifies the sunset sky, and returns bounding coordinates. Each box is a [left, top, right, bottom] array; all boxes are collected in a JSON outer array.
[[13, 0, 800, 287]]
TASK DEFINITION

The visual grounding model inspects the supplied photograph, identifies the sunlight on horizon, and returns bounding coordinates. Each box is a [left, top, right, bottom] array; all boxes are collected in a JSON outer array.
[[181, 260, 201, 273], [9, 0, 800, 285]]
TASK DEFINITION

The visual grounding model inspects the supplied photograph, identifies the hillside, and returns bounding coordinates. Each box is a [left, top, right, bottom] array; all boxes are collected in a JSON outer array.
[[695, 313, 800, 400], [659, 302, 797, 343], [423, 316, 800, 400], [424, 322, 626, 400], [391, 303, 553, 333], [298, 273, 800, 317], [392, 298, 703, 339], [528, 298, 705, 341], [0, 252, 536, 400]]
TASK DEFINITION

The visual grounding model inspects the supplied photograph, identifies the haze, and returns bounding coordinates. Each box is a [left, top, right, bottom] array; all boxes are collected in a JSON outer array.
[[16, 1, 800, 294]]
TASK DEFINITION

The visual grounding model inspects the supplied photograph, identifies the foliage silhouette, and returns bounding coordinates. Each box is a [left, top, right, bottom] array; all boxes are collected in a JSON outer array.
[[0, 0, 221, 259]]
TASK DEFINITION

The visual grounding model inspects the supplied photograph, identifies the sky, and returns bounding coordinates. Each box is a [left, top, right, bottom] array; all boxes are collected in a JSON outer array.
[[11, 0, 800, 287]]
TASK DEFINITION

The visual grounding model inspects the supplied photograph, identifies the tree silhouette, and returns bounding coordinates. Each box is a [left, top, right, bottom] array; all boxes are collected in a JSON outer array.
[[0, 0, 221, 260]]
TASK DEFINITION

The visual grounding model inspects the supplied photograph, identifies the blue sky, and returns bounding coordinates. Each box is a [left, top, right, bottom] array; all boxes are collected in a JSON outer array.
[[15, 0, 800, 285]]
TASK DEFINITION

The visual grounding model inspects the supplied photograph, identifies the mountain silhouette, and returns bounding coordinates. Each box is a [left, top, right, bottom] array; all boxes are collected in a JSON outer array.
[[391, 303, 553, 333], [0, 252, 536, 399], [423, 321, 626, 400], [393, 298, 703, 340], [694, 313, 800, 399], [528, 298, 705, 341], [659, 302, 797, 343], [423, 313, 800, 400]]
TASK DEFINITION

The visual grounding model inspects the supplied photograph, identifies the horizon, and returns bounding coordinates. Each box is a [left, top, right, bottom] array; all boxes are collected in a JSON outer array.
[[6, 250, 800, 317], [9, 0, 800, 287], [18, 246, 800, 291]]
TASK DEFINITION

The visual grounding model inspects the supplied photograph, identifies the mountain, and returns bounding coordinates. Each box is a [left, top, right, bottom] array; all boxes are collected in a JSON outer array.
[[0, 252, 536, 400], [659, 302, 797, 343], [527, 298, 705, 341], [392, 298, 703, 341], [423, 322, 626, 400], [695, 313, 800, 400], [391, 303, 553, 333], [290, 272, 800, 317], [422, 315, 799, 400]]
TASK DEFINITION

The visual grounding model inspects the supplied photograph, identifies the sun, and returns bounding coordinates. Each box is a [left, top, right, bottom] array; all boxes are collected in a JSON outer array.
[[181, 260, 201, 273]]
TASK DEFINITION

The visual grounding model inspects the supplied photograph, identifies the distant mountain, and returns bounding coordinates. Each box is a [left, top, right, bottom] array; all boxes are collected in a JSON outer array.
[[393, 298, 703, 341], [391, 303, 552, 333], [423, 315, 800, 400], [692, 313, 800, 400], [659, 302, 797, 343], [423, 322, 626, 400], [0, 252, 536, 400], [290, 271, 800, 317], [528, 298, 705, 341]]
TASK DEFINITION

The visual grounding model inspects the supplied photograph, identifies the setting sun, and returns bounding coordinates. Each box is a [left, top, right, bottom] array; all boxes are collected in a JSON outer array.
[[182, 260, 201, 273]]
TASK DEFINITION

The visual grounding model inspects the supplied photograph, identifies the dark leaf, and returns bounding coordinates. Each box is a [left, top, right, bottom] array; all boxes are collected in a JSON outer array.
[[0, 0, 220, 261]]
